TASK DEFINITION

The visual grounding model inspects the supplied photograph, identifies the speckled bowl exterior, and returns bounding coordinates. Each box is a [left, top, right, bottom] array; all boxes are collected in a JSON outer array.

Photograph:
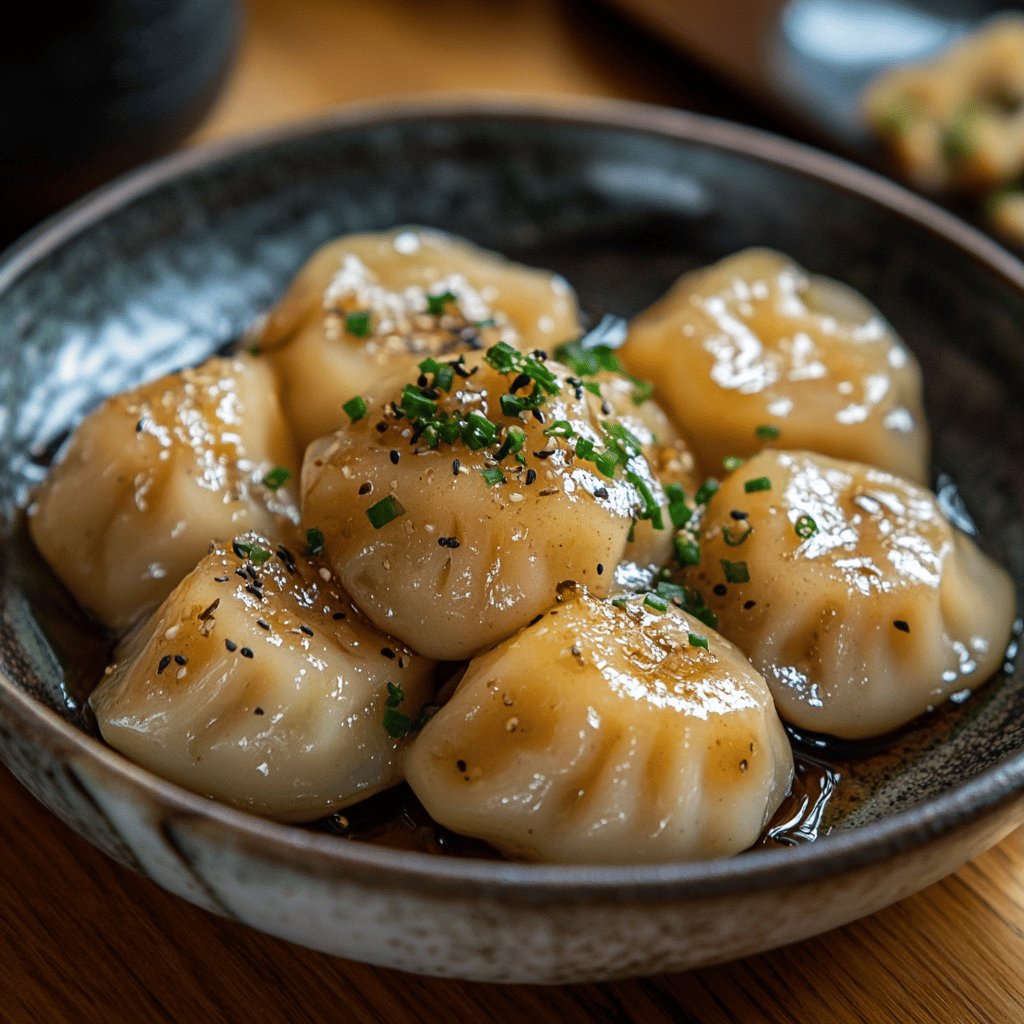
[[1, 97, 1023, 984]]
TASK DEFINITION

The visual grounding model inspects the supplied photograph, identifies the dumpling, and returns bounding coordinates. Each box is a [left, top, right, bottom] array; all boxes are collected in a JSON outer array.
[[91, 533, 436, 822], [302, 349, 692, 659], [252, 227, 583, 448], [692, 449, 1016, 739], [403, 585, 793, 863], [28, 356, 299, 632], [621, 249, 930, 483]]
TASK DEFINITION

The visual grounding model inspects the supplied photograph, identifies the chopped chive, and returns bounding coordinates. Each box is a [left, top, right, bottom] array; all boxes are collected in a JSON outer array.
[[603, 420, 644, 458], [655, 580, 687, 602], [688, 632, 709, 650], [665, 483, 691, 528], [575, 436, 597, 461], [593, 450, 620, 478], [400, 384, 437, 420], [366, 495, 406, 529], [626, 471, 664, 530], [722, 455, 745, 473], [262, 466, 291, 491], [248, 544, 272, 565], [426, 290, 457, 315], [755, 424, 780, 441], [720, 558, 750, 584], [305, 527, 324, 556], [744, 476, 772, 493], [481, 466, 506, 487], [631, 379, 655, 405], [476, 317, 496, 329], [643, 593, 668, 613], [611, 596, 630, 610], [794, 514, 818, 539], [342, 395, 368, 422], [345, 310, 372, 337], [543, 419, 576, 440], [694, 479, 719, 506], [383, 708, 413, 738], [485, 341, 520, 373], [674, 536, 701, 566]]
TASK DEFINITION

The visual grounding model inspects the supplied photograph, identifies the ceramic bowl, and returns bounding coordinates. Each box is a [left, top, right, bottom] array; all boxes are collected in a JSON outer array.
[[1, 97, 1023, 985]]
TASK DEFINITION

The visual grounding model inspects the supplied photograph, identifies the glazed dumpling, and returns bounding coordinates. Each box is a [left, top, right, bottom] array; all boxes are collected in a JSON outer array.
[[91, 534, 436, 822], [692, 449, 1016, 739], [622, 249, 930, 483], [28, 356, 299, 632], [302, 350, 691, 659], [252, 227, 583, 448], [404, 585, 793, 863]]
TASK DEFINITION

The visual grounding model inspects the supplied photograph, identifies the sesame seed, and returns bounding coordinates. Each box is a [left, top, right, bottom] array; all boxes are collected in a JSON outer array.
[[381, 647, 396, 660], [452, 458, 461, 476], [300, 625, 314, 636], [254, 707, 265, 716], [525, 469, 537, 485], [893, 619, 911, 633], [225, 639, 237, 652], [174, 654, 188, 666], [713, 584, 728, 596], [240, 647, 254, 659], [157, 655, 171, 675], [256, 619, 270, 630], [597, 563, 604, 576], [358, 481, 373, 495], [390, 449, 400, 465]]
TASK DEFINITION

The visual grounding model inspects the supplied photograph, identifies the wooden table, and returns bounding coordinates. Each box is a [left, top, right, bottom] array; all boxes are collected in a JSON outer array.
[[4, 2, 1023, 1021]]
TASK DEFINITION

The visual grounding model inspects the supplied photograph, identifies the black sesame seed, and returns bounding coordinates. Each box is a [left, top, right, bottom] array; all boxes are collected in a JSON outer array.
[[509, 372, 531, 393], [135, 419, 144, 433], [174, 654, 188, 666], [358, 481, 373, 495], [456, 759, 468, 773], [452, 458, 461, 476], [730, 510, 749, 521], [225, 639, 237, 652], [300, 625, 314, 637], [417, 373, 428, 387], [157, 655, 171, 675], [240, 647, 254, 659], [375, 421, 388, 433], [713, 584, 728, 596], [531, 407, 545, 424], [594, 487, 609, 499], [601, 401, 612, 415], [244, 584, 264, 600], [525, 469, 537, 486], [381, 647, 396, 660], [533, 450, 554, 460], [246, 565, 259, 581], [214, 575, 229, 583], [232, 540, 249, 559], [743, 600, 757, 610], [256, 619, 270, 631], [528, 613, 544, 627], [438, 536, 461, 549], [254, 707, 265, 716], [893, 619, 911, 633], [453, 361, 471, 378], [597, 563, 605, 576], [389, 449, 400, 465], [332, 612, 346, 620]]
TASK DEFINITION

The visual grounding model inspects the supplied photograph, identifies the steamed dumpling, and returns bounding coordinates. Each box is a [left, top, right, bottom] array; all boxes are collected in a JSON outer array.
[[693, 449, 1016, 739], [404, 585, 793, 863], [252, 228, 583, 448], [622, 249, 930, 483], [29, 356, 299, 631], [91, 534, 436, 822], [302, 353, 692, 659]]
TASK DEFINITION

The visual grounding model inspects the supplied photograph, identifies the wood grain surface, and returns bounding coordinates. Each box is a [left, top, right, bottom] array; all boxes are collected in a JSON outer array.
[[3, 2, 1023, 1021]]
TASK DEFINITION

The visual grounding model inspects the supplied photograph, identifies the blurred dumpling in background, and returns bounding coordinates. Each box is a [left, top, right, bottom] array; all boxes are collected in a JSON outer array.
[[28, 356, 300, 632], [251, 228, 583, 449], [621, 249, 930, 483], [404, 585, 793, 864], [91, 533, 436, 822], [692, 449, 1016, 740]]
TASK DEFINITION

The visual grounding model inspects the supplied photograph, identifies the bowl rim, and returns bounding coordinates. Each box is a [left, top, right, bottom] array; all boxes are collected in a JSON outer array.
[[3, 93, 1023, 901]]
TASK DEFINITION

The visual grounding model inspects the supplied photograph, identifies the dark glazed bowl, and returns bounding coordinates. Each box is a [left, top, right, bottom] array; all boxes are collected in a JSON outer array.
[[1, 97, 1023, 984]]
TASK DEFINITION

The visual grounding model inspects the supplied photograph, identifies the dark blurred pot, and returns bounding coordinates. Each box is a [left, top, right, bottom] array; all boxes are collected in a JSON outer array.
[[0, 0, 240, 238]]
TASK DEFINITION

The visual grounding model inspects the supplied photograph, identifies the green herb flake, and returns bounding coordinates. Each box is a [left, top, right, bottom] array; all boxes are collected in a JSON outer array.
[[744, 476, 772, 494], [342, 395, 368, 423], [674, 536, 701, 567], [345, 310, 372, 338], [248, 544, 272, 565], [688, 632, 709, 650], [723, 523, 752, 546], [665, 483, 691, 528], [426, 290, 457, 316], [481, 466, 506, 487], [722, 455, 745, 473], [366, 495, 406, 529], [626, 471, 664, 530], [755, 424, 780, 441], [643, 593, 668, 613], [694, 478, 720, 506], [631, 379, 655, 405], [262, 466, 291, 491], [655, 580, 687, 603], [305, 527, 325, 555], [720, 558, 750, 584], [795, 513, 819, 539]]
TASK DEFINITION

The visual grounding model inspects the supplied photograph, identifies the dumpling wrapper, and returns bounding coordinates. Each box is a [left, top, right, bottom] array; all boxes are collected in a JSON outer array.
[[622, 249, 930, 483], [694, 449, 1016, 739], [302, 356, 696, 660], [91, 534, 436, 822], [29, 355, 300, 632], [252, 227, 583, 449], [404, 585, 793, 863]]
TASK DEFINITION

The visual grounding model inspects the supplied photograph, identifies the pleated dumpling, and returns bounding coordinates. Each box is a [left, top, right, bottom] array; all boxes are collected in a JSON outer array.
[[91, 533, 436, 822], [621, 249, 930, 483], [28, 356, 299, 632], [693, 449, 1016, 739], [252, 227, 583, 448], [302, 349, 692, 659], [404, 585, 793, 863]]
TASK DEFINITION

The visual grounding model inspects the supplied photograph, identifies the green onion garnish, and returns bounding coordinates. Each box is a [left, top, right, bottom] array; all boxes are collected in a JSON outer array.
[[631, 379, 655, 405], [249, 544, 272, 565], [626, 471, 664, 530], [342, 395, 367, 423], [674, 536, 701, 566], [383, 681, 413, 738], [643, 593, 668, 613], [481, 467, 506, 487], [665, 483, 691, 528], [426, 290, 457, 316], [744, 476, 772, 494], [723, 524, 752, 546], [262, 466, 290, 491], [795, 514, 818, 539], [688, 632, 709, 650], [345, 310, 372, 337], [305, 527, 325, 555], [720, 558, 750, 584], [694, 479, 719, 506], [722, 455, 745, 473], [755, 424, 780, 441], [366, 495, 406, 529]]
